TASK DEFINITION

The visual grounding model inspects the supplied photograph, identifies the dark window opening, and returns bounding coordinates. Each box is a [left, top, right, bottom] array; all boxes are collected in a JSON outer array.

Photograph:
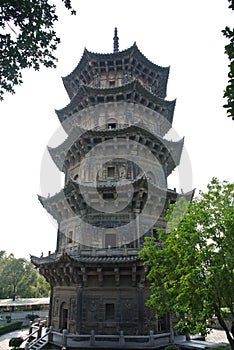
[[103, 192, 115, 200], [109, 80, 115, 87], [107, 96, 114, 102], [105, 303, 115, 321], [105, 234, 116, 248], [107, 166, 115, 177], [107, 123, 116, 129], [68, 231, 73, 244]]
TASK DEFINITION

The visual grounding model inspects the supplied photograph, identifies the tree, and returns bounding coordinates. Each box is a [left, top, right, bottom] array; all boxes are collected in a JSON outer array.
[[0, 254, 49, 299], [140, 178, 234, 349], [0, 0, 75, 100], [222, 0, 234, 120]]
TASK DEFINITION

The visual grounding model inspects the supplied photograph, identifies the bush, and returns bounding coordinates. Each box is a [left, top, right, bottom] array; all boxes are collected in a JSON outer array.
[[9, 337, 24, 348], [5, 315, 11, 323], [164, 346, 180, 350], [0, 322, 23, 336], [26, 314, 39, 321]]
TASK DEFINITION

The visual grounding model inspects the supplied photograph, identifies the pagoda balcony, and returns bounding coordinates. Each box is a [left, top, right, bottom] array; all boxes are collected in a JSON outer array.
[[45, 246, 140, 260]]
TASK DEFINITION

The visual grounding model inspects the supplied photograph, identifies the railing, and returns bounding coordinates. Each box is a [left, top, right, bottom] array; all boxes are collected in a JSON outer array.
[[23, 321, 172, 349], [45, 327, 172, 348], [22, 320, 47, 349]]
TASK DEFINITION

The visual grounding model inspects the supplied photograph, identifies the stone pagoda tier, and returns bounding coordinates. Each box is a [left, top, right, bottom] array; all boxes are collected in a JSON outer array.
[[31, 29, 192, 336]]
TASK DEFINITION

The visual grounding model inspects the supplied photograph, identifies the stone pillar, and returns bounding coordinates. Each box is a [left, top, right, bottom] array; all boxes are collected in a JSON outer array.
[[48, 326, 54, 343], [90, 330, 95, 346], [37, 325, 43, 339], [138, 287, 144, 334], [119, 331, 125, 346], [62, 329, 68, 347], [77, 287, 82, 334], [149, 330, 155, 346]]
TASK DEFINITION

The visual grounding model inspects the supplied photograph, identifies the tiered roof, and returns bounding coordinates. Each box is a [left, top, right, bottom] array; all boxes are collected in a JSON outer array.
[[35, 33, 187, 259], [62, 43, 169, 100], [38, 173, 183, 225], [48, 124, 183, 174], [31, 253, 140, 267], [56, 80, 176, 125]]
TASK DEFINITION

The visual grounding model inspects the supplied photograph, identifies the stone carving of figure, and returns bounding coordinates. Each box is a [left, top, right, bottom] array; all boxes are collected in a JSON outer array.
[[122, 72, 131, 85], [94, 74, 100, 88]]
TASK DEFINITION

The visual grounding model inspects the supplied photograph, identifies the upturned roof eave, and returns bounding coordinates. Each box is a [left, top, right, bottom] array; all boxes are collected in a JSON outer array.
[[47, 124, 183, 172], [56, 80, 176, 124], [62, 47, 89, 99], [31, 251, 141, 266], [62, 43, 170, 99], [47, 146, 64, 172]]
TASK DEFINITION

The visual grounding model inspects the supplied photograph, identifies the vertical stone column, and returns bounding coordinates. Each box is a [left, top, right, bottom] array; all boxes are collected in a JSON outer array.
[[138, 286, 144, 334], [76, 287, 83, 334]]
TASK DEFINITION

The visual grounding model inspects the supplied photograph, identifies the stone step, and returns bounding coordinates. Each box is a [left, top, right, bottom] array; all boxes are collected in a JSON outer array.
[[29, 337, 48, 350]]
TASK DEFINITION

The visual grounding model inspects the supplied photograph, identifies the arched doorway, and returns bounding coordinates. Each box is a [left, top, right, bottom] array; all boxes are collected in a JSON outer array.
[[60, 302, 68, 330]]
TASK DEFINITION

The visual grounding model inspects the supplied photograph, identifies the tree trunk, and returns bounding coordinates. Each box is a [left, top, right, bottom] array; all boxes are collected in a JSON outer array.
[[216, 314, 234, 350], [169, 312, 175, 343], [13, 284, 16, 301]]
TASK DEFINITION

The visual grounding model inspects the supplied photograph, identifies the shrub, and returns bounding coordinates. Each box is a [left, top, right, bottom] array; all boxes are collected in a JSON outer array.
[[0, 322, 23, 336], [164, 346, 180, 350], [9, 337, 24, 349], [26, 314, 39, 321], [5, 315, 11, 323]]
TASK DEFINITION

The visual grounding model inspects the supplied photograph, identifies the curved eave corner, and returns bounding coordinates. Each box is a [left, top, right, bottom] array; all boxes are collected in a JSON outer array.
[[62, 48, 89, 99], [37, 194, 46, 207], [62, 76, 73, 100], [168, 136, 184, 167], [55, 108, 64, 125], [178, 188, 196, 202], [37, 194, 59, 222], [167, 98, 176, 124], [47, 146, 64, 172], [165, 137, 184, 176], [31, 254, 57, 266]]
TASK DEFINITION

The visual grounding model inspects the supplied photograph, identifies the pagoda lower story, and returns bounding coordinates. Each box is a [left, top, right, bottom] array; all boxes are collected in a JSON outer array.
[[32, 249, 171, 335]]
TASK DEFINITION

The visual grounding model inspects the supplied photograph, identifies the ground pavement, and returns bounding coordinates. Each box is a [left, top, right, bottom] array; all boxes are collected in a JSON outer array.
[[206, 329, 228, 344], [0, 329, 28, 350]]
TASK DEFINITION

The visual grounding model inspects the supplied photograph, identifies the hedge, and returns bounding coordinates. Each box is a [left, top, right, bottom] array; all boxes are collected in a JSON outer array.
[[0, 322, 23, 336]]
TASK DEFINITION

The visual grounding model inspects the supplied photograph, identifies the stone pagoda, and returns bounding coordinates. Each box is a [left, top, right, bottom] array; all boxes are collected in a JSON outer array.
[[31, 29, 185, 336]]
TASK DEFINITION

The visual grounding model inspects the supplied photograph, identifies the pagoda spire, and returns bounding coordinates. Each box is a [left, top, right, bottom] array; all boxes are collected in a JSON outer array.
[[113, 27, 119, 53]]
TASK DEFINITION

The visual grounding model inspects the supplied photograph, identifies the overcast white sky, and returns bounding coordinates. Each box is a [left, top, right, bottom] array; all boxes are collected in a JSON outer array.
[[0, 0, 233, 259]]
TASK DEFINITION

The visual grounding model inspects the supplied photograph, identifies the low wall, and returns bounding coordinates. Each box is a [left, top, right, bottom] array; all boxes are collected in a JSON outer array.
[[0, 310, 48, 327]]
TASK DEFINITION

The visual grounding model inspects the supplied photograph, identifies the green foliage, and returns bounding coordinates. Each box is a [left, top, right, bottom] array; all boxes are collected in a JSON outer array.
[[0, 253, 50, 299], [140, 178, 234, 348], [164, 346, 179, 350], [0, 322, 23, 336], [222, 1, 234, 120], [0, 0, 76, 100], [26, 314, 40, 321], [5, 315, 11, 323], [9, 337, 24, 349]]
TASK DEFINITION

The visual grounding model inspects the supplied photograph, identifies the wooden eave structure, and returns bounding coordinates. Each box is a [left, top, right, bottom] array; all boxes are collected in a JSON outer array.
[[62, 43, 169, 100], [47, 124, 184, 175], [55, 80, 176, 126], [31, 252, 144, 288], [38, 175, 178, 224], [31, 252, 140, 267]]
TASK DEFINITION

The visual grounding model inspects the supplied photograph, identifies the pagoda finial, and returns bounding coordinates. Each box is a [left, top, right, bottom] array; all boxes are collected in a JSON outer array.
[[113, 27, 119, 53]]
